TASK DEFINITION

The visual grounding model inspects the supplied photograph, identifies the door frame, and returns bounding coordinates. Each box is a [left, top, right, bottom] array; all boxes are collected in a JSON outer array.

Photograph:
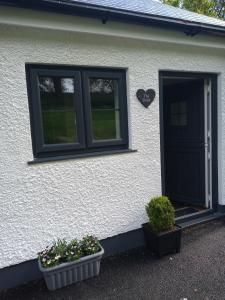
[[159, 71, 218, 210]]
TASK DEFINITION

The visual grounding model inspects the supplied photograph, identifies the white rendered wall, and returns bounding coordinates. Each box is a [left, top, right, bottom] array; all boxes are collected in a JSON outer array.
[[0, 10, 225, 268]]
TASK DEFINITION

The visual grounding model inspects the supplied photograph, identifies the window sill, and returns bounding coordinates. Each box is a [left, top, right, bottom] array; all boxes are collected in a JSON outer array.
[[28, 149, 137, 165]]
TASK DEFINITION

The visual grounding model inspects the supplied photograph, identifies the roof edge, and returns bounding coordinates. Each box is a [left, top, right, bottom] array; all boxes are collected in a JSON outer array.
[[0, 0, 225, 37]]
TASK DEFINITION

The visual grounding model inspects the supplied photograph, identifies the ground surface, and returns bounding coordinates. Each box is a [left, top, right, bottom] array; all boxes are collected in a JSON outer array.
[[1, 220, 225, 300]]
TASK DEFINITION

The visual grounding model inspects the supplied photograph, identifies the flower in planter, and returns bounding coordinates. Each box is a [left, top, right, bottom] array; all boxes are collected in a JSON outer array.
[[38, 239, 68, 268], [38, 236, 101, 268], [38, 236, 104, 291], [66, 239, 82, 262], [53, 239, 68, 261], [80, 235, 101, 256]]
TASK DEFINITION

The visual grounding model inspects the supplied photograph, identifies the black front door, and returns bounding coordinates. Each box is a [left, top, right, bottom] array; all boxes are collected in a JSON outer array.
[[163, 79, 205, 207]]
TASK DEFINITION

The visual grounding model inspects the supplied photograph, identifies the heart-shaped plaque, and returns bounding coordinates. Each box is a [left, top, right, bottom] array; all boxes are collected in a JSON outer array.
[[136, 89, 156, 108]]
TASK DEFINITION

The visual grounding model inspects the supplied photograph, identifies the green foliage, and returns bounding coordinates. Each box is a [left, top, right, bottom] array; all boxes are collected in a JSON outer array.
[[38, 236, 101, 268], [80, 235, 101, 256], [215, 0, 225, 18], [38, 239, 68, 268], [161, 0, 225, 19], [145, 196, 175, 233], [53, 239, 68, 259], [163, 0, 181, 6], [66, 239, 83, 262]]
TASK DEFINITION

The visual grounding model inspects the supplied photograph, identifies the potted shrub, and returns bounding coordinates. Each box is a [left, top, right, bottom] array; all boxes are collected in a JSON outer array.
[[38, 235, 104, 291], [142, 196, 182, 257]]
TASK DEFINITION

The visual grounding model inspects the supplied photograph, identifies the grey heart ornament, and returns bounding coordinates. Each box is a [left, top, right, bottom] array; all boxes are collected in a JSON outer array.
[[136, 89, 156, 108]]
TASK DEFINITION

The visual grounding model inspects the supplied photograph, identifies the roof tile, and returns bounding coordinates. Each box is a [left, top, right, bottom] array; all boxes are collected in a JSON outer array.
[[71, 0, 225, 28]]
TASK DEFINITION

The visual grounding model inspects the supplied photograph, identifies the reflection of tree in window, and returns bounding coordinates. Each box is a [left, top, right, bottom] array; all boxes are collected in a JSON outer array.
[[39, 77, 74, 94], [61, 78, 74, 93], [39, 77, 55, 93], [90, 79, 113, 94], [38, 76, 77, 144], [89, 79, 121, 140]]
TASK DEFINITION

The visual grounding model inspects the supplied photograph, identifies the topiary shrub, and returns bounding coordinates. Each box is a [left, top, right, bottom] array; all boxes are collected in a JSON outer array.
[[145, 196, 175, 233]]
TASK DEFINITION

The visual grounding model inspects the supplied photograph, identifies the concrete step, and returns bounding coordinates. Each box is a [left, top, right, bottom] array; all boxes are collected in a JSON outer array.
[[176, 212, 225, 229], [175, 206, 198, 218], [175, 208, 214, 223]]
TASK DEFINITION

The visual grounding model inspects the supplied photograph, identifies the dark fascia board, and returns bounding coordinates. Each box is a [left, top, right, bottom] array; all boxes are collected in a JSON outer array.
[[0, 0, 225, 37]]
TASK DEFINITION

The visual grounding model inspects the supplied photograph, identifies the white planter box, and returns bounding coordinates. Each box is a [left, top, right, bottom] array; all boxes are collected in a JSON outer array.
[[38, 246, 104, 291]]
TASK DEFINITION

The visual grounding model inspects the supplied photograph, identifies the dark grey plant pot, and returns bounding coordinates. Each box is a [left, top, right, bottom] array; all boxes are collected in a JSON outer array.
[[38, 246, 104, 291], [142, 223, 182, 258]]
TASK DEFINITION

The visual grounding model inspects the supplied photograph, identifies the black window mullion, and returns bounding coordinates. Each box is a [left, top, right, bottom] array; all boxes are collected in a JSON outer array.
[[73, 72, 86, 149], [29, 70, 44, 157], [117, 74, 128, 146], [81, 71, 93, 149]]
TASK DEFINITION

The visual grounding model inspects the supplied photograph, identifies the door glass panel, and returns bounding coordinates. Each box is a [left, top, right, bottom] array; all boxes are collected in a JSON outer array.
[[89, 78, 121, 140], [38, 76, 77, 144], [170, 101, 187, 126]]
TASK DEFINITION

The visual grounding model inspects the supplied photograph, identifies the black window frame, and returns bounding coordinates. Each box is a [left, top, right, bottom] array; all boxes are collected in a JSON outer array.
[[82, 70, 128, 148], [26, 65, 129, 159]]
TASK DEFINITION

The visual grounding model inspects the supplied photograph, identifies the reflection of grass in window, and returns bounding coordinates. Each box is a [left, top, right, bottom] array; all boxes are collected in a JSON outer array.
[[42, 110, 119, 144], [42, 110, 76, 144], [92, 110, 118, 140]]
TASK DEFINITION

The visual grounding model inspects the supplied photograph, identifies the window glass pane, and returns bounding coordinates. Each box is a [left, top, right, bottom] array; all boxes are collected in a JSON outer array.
[[38, 76, 77, 144], [89, 79, 121, 140], [171, 114, 179, 126], [179, 113, 187, 126], [170, 101, 187, 127], [179, 101, 187, 113], [170, 102, 179, 114]]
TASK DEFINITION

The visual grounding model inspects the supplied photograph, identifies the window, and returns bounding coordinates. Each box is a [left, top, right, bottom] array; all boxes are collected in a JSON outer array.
[[170, 101, 187, 127], [26, 66, 128, 158]]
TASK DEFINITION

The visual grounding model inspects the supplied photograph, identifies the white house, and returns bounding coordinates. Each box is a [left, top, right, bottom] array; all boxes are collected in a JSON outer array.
[[0, 0, 225, 289]]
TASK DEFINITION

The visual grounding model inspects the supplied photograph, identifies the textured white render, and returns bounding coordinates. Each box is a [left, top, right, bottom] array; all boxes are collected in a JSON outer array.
[[0, 7, 225, 269]]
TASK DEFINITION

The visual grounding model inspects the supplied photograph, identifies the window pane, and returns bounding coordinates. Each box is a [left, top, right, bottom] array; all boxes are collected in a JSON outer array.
[[170, 101, 187, 127], [171, 102, 179, 114], [38, 76, 77, 144], [179, 101, 187, 113], [179, 113, 187, 126], [89, 79, 121, 140]]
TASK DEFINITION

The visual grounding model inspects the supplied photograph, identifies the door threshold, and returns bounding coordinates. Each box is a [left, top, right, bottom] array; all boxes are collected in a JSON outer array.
[[176, 211, 225, 229], [175, 206, 199, 218], [173, 200, 209, 219], [175, 208, 214, 223]]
